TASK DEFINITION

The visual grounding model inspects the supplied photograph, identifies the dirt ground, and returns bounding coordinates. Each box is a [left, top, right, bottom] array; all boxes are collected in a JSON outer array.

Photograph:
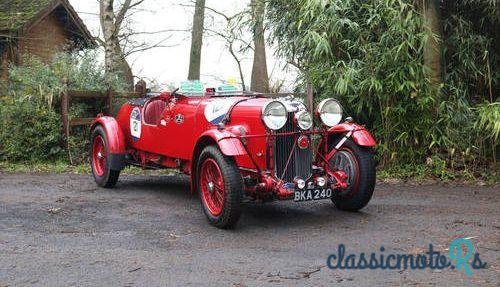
[[0, 172, 498, 286]]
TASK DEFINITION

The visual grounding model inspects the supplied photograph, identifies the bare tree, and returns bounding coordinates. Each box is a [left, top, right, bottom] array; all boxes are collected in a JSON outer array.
[[193, 1, 270, 91], [99, 0, 177, 90], [188, 0, 206, 80], [99, 0, 144, 89], [204, 6, 251, 90], [250, 0, 269, 93]]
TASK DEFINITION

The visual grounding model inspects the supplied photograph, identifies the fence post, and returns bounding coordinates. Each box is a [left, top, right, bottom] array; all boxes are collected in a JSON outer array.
[[135, 79, 147, 97], [60, 78, 73, 164]]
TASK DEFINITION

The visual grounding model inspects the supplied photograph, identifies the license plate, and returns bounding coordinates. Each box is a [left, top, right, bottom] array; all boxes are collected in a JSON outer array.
[[294, 188, 333, 202]]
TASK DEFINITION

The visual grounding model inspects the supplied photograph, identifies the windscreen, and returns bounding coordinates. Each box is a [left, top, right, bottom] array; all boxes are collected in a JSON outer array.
[[179, 80, 205, 96]]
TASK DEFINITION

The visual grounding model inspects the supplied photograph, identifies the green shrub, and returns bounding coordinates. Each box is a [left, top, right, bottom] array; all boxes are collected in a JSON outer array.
[[267, 0, 433, 164], [0, 98, 62, 161], [267, 0, 498, 177], [475, 102, 500, 144], [7, 50, 125, 106], [0, 50, 127, 164], [474, 102, 500, 166]]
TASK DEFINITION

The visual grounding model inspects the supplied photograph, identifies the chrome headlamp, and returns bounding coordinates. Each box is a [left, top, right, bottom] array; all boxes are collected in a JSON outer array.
[[261, 101, 287, 130], [294, 110, 313, 130], [316, 98, 343, 127]]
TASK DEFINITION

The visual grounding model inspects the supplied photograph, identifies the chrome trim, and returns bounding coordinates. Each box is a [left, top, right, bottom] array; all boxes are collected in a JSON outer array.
[[294, 110, 313, 130], [316, 98, 343, 127], [261, 100, 288, 130]]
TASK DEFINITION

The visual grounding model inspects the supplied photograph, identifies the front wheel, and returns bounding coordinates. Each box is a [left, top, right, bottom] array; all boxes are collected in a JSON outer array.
[[196, 146, 243, 229], [329, 138, 375, 211], [91, 125, 120, 188]]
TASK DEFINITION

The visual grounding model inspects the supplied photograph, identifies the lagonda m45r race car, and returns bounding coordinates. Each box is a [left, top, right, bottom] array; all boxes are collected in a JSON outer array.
[[90, 82, 377, 228]]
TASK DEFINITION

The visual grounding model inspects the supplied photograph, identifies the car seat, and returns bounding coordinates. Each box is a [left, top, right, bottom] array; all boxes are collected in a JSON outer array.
[[144, 99, 166, 125]]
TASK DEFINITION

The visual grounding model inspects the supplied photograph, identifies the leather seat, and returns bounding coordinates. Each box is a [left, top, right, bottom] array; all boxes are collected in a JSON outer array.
[[144, 100, 166, 125]]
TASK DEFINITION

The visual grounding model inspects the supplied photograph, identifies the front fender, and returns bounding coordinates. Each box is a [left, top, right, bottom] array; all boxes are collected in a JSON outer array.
[[328, 123, 376, 147], [198, 129, 247, 156], [190, 128, 247, 193], [90, 116, 126, 154]]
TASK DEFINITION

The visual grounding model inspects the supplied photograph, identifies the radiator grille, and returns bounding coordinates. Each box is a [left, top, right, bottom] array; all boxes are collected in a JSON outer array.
[[274, 113, 312, 182]]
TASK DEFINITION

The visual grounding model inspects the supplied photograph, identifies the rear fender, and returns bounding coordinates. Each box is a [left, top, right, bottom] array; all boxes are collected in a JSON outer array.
[[328, 123, 376, 147], [91, 116, 126, 170]]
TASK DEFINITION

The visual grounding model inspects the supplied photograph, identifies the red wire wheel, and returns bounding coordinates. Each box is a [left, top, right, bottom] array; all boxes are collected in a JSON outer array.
[[331, 147, 360, 198], [197, 146, 242, 228], [90, 125, 120, 188], [92, 135, 106, 177], [329, 138, 376, 211], [200, 158, 225, 216]]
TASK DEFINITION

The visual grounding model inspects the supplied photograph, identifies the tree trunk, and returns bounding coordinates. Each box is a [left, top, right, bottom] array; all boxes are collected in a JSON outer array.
[[250, 0, 269, 93], [188, 0, 205, 80], [420, 0, 442, 90], [100, 0, 134, 90], [114, 45, 134, 90]]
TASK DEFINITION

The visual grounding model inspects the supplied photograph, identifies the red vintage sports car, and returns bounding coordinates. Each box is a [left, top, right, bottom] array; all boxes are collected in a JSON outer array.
[[90, 81, 376, 228]]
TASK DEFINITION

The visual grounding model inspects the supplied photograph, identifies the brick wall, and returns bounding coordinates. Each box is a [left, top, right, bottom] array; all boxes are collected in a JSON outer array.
[[18, 11, 72, 64]]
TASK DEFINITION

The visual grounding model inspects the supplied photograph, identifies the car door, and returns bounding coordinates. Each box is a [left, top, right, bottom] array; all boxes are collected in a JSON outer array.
[[155, 96, 202, 160]]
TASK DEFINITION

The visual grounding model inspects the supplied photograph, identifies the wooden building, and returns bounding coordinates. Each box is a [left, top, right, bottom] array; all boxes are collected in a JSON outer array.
[[0, 0, 95, 79]]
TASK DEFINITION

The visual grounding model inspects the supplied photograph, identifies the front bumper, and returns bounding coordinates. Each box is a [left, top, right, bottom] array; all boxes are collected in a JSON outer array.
[[248, 168, 348, 200]]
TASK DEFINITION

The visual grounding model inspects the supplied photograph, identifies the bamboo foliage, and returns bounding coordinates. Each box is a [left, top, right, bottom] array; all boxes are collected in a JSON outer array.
[[267, 0, 498, 171]]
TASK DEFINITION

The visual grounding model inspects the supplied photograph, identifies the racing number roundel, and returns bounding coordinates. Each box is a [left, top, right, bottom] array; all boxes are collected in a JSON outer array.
[[130, 107, 141, 140]]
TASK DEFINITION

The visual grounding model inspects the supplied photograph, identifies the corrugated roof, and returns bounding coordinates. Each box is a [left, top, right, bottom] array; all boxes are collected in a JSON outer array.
[[0, 0, 54, 31]]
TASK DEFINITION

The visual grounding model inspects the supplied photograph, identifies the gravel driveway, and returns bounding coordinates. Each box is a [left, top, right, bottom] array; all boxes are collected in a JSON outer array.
[[0, 173, 498, 286]]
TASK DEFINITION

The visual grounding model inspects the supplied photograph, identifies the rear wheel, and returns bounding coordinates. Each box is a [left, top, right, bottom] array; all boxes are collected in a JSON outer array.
[[197, 146, 242, 229], [91, 125, 120, 188], [330, 138, 375, 211]]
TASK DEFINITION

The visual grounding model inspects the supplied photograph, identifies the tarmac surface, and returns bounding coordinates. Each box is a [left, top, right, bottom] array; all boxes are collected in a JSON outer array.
[[0, 173, 498, 286]]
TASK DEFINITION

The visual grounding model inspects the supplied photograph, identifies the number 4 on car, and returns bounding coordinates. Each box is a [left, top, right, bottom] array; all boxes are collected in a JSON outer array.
[[90, 81, 377, 229]]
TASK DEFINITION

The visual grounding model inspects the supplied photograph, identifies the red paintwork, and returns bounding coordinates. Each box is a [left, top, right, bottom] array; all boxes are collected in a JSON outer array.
[[91, 116, 126, 154], [198, 129, 247, 156], [328, 123, 376, 147], [339, 147, 360, 199], [92, 135, 106, 176], [200, 157, 225, 216], [91, 91, 376, 200]]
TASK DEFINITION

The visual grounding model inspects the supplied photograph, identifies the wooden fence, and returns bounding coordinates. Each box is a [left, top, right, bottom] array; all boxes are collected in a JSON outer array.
[[60, 80, 147, 163]]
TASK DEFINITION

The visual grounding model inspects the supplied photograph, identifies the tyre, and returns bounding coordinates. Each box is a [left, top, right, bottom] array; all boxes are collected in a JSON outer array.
[[91, 125, 120, 188], [196, 145, 243, 229], [329, 138, 375, 211]]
